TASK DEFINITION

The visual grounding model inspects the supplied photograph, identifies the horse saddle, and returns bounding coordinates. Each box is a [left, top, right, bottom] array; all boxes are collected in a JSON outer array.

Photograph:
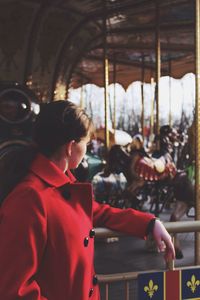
[[135, 156, 176, 181]]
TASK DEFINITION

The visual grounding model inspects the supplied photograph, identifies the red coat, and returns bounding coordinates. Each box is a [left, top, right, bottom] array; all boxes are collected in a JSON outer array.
[[0, 153, 154, 300]]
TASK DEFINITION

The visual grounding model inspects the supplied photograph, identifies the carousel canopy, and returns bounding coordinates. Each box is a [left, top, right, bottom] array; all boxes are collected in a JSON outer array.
[[0, 0, 195, 100]]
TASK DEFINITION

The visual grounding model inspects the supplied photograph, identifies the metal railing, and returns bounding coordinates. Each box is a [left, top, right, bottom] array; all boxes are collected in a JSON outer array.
[[95, 220, 200, 300]]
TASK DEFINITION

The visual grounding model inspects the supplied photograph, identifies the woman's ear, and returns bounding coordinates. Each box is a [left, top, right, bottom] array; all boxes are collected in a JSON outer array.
[[65, 140, 75, 156]]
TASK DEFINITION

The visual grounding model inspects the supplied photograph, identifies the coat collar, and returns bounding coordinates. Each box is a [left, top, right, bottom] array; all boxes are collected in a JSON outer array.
[[30, 153, 76, 187]]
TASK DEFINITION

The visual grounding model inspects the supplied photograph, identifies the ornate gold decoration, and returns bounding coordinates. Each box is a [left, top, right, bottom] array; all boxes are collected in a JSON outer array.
[[186, 274, 200, 293], [144, 279, 159, 298]]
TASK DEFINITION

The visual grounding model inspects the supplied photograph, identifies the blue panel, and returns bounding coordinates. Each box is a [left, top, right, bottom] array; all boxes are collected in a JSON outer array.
[[182, 268, 200, 299], [138, 271, 164, 300]]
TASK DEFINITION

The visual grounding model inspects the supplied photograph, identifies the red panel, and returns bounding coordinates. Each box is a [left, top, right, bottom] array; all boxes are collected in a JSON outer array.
[[165, 270, 180, 300]]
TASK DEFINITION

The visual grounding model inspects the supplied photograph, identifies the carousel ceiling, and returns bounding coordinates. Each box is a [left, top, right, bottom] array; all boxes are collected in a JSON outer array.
[[0, 0, 196, 101]]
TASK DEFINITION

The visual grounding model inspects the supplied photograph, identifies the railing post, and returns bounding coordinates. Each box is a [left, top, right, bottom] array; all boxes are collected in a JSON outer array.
[[105, 283, 109, 300], [125, 281, 130, 300]]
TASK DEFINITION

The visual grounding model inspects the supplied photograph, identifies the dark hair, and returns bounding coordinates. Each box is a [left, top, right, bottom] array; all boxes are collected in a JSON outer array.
[[34, 100, 93, 156], [0, 100, 93, 203]]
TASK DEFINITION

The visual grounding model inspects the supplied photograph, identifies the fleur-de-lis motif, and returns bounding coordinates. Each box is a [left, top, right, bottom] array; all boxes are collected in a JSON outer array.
[[144, 279, 159, 298], [187, 275, 200, 293]]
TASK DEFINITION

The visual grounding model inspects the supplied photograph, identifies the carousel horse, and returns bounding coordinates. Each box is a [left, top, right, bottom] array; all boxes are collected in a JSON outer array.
[[105, 128, 177, 210], [153, 125, 194, 258], [106, 125, 194, 259]]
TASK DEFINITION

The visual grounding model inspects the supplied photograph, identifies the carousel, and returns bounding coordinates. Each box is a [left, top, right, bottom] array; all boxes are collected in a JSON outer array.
[[0, 0, 200, 299]]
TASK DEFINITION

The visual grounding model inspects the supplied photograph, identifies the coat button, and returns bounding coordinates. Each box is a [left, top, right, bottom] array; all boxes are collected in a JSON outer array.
[[93, 275, 98, 285], [89, 229, 95, 238], [84, 237, 89, 247], [89, 288, 94, 297]]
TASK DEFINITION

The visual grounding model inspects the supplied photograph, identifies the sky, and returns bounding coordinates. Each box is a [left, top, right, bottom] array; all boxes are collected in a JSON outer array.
[[68, 73, 195, 132]]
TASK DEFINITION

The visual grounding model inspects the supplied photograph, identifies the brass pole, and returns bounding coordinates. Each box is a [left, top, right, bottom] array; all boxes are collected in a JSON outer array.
[[95, 220, 200, 238], [141, 54, 145, 137], [65, 83, 69, 99], [155, 0, 161, 138], [104, 57, 110, 149], [80, 84, 84, 108], [150, 77, 155, 137], [103, 8, 110, 150], [195, 0, 200, 265], [113, 56, 116, 132], [168, 59, 172, 127]]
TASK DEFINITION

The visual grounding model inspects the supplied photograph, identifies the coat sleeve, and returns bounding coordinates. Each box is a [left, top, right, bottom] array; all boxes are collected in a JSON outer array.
[[93, 199, 155, 239], [0, 185, 48, 300]]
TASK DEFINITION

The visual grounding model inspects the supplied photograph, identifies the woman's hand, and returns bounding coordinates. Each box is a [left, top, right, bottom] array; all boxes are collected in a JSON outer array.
[[152, 219, 175, 262]]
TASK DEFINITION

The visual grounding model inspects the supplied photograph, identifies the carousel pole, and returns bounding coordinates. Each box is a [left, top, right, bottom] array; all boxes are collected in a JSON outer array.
[[113, 55, 117, 132], [150, 77, 155, 137], [80, 80, 84, 108], [168, 58, 172, 127], [103, 6, 110, 150], [65, 83, 69, 100], [155, 0, 161, 139], [195, 0, 200, 265], [154, 0, 161, 216], [141, 54, 145, 137]]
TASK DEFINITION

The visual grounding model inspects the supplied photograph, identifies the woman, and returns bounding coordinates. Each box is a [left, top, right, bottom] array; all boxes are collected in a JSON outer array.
[[0, 100, 175, 300]]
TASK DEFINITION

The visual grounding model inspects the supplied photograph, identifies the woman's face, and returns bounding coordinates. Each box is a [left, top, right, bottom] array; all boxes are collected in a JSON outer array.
[[68, 135, 90, 169]]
